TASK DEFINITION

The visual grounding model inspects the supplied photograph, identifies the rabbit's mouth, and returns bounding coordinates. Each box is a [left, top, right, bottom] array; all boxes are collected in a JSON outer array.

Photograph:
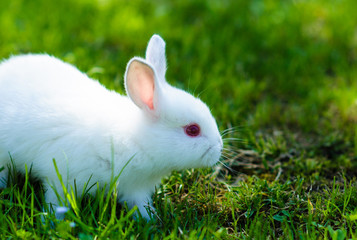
[[201, 146, 212, 160], [201, 145, 221, 166]]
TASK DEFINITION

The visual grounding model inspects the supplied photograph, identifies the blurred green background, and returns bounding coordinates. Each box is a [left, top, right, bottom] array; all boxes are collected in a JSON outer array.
[[1, 0, 356, 139]]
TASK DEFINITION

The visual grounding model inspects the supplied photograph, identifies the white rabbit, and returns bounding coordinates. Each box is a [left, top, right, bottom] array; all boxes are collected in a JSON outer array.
[[0, 34, 222, 220]]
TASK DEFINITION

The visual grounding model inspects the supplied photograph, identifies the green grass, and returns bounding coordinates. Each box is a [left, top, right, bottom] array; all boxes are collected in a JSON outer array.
[[1, 0, 357, 239]]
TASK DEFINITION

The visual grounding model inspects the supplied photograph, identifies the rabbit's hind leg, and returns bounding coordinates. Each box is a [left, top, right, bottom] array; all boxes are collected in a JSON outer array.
[[0, 164, 8, 188]]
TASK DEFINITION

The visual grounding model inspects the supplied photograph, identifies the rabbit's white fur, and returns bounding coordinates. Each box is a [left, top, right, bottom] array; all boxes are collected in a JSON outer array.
[[0, 35, 222, 219]]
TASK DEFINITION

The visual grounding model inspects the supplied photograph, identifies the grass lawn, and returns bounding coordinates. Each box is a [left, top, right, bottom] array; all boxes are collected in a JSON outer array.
[[1, 0, 357, 239]]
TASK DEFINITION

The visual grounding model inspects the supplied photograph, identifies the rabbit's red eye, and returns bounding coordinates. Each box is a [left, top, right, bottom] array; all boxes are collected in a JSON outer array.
[[184, 124, 201, 137]]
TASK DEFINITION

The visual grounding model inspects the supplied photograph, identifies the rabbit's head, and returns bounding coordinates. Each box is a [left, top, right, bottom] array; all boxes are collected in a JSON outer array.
[[124, 35, 222, 171]]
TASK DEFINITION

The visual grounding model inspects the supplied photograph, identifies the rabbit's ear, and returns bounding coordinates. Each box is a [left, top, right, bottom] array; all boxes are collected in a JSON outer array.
[[125, 57, 161, 113], [145, 34, 167, 81]]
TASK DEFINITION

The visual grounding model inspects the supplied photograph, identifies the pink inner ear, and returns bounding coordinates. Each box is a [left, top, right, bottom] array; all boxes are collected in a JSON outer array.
[[137, 71, 154, 110], [127, 60, 156, 111]]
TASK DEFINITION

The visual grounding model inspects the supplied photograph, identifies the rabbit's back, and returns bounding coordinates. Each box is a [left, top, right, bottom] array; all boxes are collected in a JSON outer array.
[[0, 54, 106, 102], [0, 54, 137, 176]]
